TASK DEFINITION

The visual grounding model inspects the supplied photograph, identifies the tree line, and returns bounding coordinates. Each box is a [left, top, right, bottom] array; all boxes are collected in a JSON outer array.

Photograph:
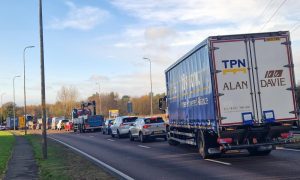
[[0, 85, 165, 122]]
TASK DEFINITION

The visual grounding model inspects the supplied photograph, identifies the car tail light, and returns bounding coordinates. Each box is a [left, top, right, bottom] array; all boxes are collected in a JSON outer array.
[[281, 132, 293, 139], [85, 124, 90, 128], [143, 125, 151, 129], [217, 138, 233, 144]]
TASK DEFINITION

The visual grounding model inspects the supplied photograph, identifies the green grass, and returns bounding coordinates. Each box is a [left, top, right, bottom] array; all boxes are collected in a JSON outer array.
[[26, 134, 115, 180], [0, 131, 15, 178]]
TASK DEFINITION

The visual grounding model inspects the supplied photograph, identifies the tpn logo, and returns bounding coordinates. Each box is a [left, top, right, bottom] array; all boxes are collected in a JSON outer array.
[[221, 59, 247, 75]]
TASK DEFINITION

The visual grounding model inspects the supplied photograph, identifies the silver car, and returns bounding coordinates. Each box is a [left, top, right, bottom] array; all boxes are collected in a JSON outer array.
[[111, 116, 138, 138], [129, 117, 167, 142]]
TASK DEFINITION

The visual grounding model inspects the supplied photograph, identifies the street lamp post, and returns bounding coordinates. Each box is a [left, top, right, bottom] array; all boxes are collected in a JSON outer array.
[[23, 45, 35, 135], [143, 57, 153, 116], [96, 82, 102, 115], [1, 93, 5, 123], [13, 75, 21, 131]]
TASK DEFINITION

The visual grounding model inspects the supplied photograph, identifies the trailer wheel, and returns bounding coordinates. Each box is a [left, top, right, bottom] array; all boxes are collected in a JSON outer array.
[[248, 148, 272, 156], [167, 133, 180, 146], [197, 130, 210, 159]]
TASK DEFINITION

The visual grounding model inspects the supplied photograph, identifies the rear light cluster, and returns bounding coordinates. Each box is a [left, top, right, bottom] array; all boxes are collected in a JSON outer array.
[[217, 138, 233, 144], [143, 125, 151, 129], [280, 132, 293, 139]]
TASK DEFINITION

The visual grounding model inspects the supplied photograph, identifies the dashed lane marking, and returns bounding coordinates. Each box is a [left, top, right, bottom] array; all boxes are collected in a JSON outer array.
[[138, 145, 151, 149], [89, 136, 94, 138], [276, 147, 300, 152], [107, 139, 115, 142], [205, 159, 231, 166]]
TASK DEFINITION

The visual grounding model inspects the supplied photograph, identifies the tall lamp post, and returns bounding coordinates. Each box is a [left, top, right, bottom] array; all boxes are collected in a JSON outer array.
[[1, 93, 5, 123], [143, 57, 153, 116], [39, 0, 47, 159], [13, 75, 21, 130], [23, 45, 35, 135], [96, 82, 102, 115]]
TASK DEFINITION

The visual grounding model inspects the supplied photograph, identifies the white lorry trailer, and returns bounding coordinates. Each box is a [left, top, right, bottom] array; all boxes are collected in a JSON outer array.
[[160, 31, 299, 158]]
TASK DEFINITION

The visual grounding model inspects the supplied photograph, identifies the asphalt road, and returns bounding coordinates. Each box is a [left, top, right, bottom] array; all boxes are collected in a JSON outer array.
[[49, 131, 300, 180]]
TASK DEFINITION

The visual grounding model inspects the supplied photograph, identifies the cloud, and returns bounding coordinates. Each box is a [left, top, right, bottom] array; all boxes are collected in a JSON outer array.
[[50, 1, 109, 30], [89, 75, 110, 82]]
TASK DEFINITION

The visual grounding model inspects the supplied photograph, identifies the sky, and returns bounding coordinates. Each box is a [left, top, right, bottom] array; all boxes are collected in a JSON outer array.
[[0, 0, 299, 106]]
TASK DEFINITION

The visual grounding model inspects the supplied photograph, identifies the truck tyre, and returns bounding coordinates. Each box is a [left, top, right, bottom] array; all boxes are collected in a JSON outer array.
[[248, 148, 272, 156], [168, 139, 179, 146], [111, 133, 115, 138], [129, 132, 134, 141], [197, 130, 210, 159]]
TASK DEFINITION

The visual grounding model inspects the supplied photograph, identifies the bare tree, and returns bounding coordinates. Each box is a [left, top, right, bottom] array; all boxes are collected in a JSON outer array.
[[56, 85, 79, 118]]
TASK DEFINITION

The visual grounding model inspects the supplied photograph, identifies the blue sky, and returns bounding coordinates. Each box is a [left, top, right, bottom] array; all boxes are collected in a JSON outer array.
[[0, 0, 300, 106]]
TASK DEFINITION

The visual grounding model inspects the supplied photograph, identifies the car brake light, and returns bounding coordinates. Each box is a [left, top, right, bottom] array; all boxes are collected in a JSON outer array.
[[217, 138, 233, 144], [281, 132, 293, 139], [85, 124, 90, 128], [143, 125, 151, 129]]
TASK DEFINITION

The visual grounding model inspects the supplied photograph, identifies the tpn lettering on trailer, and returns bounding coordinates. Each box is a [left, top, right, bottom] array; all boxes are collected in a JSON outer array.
[[222, 59, 247, 75]]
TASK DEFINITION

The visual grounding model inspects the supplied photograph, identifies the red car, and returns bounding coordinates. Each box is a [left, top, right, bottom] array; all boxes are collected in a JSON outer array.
[[64, 122, 73, 131]]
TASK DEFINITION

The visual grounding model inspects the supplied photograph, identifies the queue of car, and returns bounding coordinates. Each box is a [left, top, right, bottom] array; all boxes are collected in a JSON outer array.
[[106, 116, 167, 143]]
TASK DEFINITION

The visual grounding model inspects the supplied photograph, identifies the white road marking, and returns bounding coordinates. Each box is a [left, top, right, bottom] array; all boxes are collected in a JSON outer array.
[[205, 159, 231, 166], [276, 147, 300, 152], [107, 139, 115, 142], [89, 136, 94, 138], [138, 145, 151, 149], [49, 137, 134, 180]]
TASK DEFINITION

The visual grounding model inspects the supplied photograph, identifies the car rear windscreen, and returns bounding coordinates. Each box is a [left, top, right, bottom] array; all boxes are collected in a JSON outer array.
[[123, 117, 137, 123], [144, 117, 164, 124]]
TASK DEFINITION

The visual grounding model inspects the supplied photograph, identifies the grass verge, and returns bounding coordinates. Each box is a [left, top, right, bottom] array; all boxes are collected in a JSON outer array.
[[0, 131, 15, 179], [26, 134, 115, 180]]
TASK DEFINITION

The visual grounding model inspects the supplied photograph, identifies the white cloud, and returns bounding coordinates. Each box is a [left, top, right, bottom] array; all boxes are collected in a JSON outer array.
[[50, 1, 109, 30]]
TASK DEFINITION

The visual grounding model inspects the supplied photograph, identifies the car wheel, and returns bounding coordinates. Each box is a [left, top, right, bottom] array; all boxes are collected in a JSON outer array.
[[102, 129, 105, 134], [117, 130, 121, 139], [164, 135, 167, 141], [139, 132, 145, 143], [129, 132, 134, 141]]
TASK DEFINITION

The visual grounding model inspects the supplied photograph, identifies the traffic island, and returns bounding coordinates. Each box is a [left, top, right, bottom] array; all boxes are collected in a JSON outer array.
[[26, 134, 116, 179], [0, 131, 15, 179]]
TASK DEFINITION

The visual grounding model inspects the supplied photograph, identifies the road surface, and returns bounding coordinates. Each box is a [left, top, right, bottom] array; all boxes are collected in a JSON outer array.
[[49, 132, 300, 180]]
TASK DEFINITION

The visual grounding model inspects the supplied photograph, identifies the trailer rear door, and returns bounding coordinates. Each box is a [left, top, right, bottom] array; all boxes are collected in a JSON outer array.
[[211, 33, 297, 126]]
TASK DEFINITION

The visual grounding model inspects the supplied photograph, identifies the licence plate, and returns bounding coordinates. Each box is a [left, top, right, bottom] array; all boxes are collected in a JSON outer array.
[[154, 131, 163, 134]]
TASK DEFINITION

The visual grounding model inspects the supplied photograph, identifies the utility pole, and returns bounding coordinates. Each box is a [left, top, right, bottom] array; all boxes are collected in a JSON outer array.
[[13, 75, 20, 131], [39, 0, 47, 159], [23, 45, 34, 135]]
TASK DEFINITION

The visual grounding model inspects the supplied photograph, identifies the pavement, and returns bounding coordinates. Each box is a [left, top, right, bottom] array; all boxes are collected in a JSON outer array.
[[49, 131, 300, 180], [4, 135, 38, 180]]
